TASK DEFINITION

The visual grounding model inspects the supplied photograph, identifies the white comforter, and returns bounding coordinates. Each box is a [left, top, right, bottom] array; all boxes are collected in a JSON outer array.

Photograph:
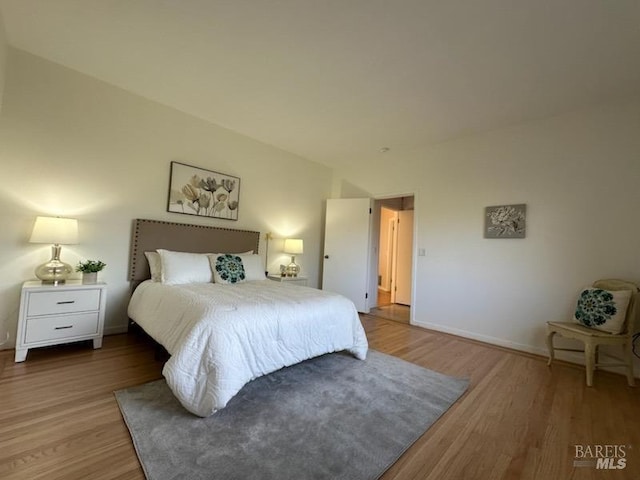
[[128, 280, 368, 416]]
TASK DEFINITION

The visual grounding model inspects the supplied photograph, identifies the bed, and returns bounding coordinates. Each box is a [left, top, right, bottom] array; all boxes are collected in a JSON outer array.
[[127, 219, 368, 417]]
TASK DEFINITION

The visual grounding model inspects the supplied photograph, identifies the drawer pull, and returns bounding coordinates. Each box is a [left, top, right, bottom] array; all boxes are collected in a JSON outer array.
[[54, 325, 73, 330], [56, 301, 76, 305]]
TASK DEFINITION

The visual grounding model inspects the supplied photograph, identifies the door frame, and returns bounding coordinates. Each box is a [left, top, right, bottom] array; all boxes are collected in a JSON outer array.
[[378, 208, 397, 293], [390, 212, 399, 303], [370, 193, 417, 324]]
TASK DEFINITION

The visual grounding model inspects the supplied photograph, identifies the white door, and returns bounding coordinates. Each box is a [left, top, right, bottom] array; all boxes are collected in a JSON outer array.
[[322, 198, 372, 312], [394, 210, 414, 306]]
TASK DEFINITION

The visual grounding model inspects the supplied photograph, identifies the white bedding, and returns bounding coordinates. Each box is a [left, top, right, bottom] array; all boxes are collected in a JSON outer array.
[[127, 279, 368, 416]]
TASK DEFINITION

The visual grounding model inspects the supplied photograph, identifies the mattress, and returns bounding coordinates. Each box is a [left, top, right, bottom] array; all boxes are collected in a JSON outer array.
[[127, 279, 368, 416]]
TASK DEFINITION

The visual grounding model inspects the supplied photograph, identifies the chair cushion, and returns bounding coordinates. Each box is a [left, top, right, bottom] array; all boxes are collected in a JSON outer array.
[[572, 287, 632, 334]]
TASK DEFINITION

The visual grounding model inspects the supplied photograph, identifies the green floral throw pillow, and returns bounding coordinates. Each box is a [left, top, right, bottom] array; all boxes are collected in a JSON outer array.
[[212, 254, 246, 284], [573, 288, 632, 334]]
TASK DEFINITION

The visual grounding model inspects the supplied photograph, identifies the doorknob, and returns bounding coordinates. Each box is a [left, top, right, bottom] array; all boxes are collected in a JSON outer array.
[[324, 255, 329, 259]]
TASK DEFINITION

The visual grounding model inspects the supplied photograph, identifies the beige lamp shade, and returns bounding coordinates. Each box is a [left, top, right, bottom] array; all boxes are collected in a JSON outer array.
[[30, 216, 79, 245], [283, 238, 303, 255]]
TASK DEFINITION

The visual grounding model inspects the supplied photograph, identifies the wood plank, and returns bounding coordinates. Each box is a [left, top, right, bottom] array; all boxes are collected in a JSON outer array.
[[0, 316, 638, 479]]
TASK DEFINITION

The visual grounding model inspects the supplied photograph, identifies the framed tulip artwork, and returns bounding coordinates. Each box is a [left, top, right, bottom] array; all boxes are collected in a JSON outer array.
[[167, 161, 240, 221]]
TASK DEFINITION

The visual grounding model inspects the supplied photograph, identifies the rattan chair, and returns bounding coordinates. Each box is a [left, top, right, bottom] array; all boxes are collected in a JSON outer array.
[[546, 279, 639, 387]]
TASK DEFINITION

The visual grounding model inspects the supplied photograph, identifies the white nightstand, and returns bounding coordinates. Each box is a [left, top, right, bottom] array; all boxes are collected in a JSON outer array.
[[15, 280, 107, 362], [267, 275, 308, 287]]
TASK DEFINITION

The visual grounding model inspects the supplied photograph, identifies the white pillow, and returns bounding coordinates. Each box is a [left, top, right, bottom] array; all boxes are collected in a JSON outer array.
[[144, 251, 162, 282], [236, 253, 266, 281], [573, 287, 632, 334], [157, 249, 213, 285]]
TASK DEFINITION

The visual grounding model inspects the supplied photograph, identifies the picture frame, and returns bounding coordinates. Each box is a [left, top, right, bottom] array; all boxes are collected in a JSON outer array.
[[167, 161, 240, 221], [484, 204, 526, 238]]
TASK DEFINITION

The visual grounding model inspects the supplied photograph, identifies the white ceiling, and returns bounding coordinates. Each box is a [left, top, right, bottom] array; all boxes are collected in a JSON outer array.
[[1, 0, 639, 168]]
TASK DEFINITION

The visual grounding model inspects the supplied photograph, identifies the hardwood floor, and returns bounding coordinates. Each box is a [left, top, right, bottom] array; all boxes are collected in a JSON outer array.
[[1, 318, 638, 479], [378, 288, 392, 306], [0, 331, 162, 480], [374, 288, 411, 324], [369, 303, 411, 324]]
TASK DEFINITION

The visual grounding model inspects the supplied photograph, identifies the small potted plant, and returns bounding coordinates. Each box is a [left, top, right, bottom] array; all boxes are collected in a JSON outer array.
[[76, 260, 106, 284]]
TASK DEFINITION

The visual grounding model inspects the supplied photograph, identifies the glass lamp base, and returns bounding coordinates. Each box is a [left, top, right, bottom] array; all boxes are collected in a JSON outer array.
[[35, 260, 73, 285], [285, 256, 300, 277]]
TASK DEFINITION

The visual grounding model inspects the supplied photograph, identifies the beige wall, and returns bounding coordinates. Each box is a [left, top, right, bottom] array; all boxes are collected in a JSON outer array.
[[0, 49, 333, 347], [333, 97, 640, 370], [0, 10, 7, 112], [2, 44, 638, 378]]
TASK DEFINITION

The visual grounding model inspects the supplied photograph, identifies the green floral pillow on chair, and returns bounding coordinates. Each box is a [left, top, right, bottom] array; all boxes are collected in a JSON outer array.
[[212, 254, 246, 284], [573, 288, 632, 334]]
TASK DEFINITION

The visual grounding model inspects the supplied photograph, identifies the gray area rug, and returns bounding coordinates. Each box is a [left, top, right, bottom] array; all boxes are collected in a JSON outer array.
[[115, 350, 468, 480]]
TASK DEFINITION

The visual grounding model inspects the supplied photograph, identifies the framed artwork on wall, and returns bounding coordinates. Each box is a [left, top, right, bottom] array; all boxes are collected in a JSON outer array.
[[484, 204, 526, 238], [167, 161, 240, 221]]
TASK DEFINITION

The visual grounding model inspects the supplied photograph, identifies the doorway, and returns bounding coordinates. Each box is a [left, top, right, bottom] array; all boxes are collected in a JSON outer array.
[[369, 196, 414, 324]]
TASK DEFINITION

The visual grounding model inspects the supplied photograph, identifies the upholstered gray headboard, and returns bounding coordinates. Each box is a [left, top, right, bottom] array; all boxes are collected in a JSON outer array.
[[129, 218, 261, 283]]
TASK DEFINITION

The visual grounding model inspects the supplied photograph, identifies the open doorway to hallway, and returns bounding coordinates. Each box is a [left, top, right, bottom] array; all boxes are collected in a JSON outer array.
[[369, 196, 413, 324]]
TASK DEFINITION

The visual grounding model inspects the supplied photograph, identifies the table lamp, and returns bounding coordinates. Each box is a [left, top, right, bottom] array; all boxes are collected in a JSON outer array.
[[283, 238, 303, 277], [29, 216, 79, 285]]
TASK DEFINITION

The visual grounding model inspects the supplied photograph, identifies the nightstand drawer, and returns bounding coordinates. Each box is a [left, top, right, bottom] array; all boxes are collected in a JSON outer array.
[[27, 289, 101, 316], [24, 312, 100, 344]]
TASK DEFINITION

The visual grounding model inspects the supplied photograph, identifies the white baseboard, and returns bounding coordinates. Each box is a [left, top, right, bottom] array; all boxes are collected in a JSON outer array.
[[411, 319, 640, 379], [412, 319, 548, 356]]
